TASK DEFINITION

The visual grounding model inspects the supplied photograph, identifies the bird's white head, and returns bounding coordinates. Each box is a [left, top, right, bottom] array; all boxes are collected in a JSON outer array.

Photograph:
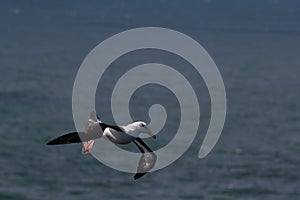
[[125, 121, 156, 139]]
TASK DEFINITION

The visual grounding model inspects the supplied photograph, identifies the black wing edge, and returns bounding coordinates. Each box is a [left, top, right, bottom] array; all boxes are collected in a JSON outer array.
[[47, 122, 122, 146], [99, 122, 123, 132], [46, 131, 100, 145], [133, 137, 157, 180], [134, 173, 146, 180], [134, 137, 154, 153]]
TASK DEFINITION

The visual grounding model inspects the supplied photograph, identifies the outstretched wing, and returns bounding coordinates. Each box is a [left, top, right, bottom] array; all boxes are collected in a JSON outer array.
[[46, 131, 101, 145], [133, 137, 157, 180]]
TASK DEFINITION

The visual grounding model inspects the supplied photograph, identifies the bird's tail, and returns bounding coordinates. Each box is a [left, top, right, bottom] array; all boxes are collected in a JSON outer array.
[[46, 131, 101, 145]]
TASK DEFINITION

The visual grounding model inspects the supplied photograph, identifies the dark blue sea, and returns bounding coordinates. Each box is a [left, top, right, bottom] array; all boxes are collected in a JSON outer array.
[[0, 0, 299, 199]]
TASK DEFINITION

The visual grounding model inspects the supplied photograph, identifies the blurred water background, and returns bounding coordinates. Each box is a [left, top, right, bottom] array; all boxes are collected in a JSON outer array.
[[0, 0, 299, 199]]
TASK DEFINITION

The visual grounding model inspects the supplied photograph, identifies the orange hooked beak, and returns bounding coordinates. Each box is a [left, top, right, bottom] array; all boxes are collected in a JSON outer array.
[[146, 128, 156, 140]]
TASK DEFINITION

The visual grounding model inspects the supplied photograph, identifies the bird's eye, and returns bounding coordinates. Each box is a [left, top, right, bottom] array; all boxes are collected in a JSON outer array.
[[141, 124, 145, 127]]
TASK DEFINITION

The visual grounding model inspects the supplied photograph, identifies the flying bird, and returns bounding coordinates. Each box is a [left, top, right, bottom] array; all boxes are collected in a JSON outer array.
[[46, 111, 157, 180]]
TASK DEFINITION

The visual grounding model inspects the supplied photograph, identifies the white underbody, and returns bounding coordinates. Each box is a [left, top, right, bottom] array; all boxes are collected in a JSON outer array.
[[103, 128, 135, 144], [82, 112, 152, 153]]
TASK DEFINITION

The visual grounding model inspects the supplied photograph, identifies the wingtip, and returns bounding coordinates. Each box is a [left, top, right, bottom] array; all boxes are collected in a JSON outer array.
[[133, 173, 146, 180], [46, 140, 55, 145], [46, 140, 62, 145], [46, 137, 65, 145]]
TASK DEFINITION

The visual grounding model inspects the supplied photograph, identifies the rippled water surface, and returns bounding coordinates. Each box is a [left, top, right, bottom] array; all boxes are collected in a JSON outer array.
[[0, 0, 299, 199]]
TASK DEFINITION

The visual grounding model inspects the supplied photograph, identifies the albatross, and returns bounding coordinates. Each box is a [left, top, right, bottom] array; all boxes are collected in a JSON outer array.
[[46, 111, 157, 180]]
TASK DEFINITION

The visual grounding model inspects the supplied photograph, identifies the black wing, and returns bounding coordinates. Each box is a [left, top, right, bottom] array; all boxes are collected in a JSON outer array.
[[47, 122, 123, 145], [133, 137, 157, 180], [99, 122, 123, 132], [46, 131, 101, 145]]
